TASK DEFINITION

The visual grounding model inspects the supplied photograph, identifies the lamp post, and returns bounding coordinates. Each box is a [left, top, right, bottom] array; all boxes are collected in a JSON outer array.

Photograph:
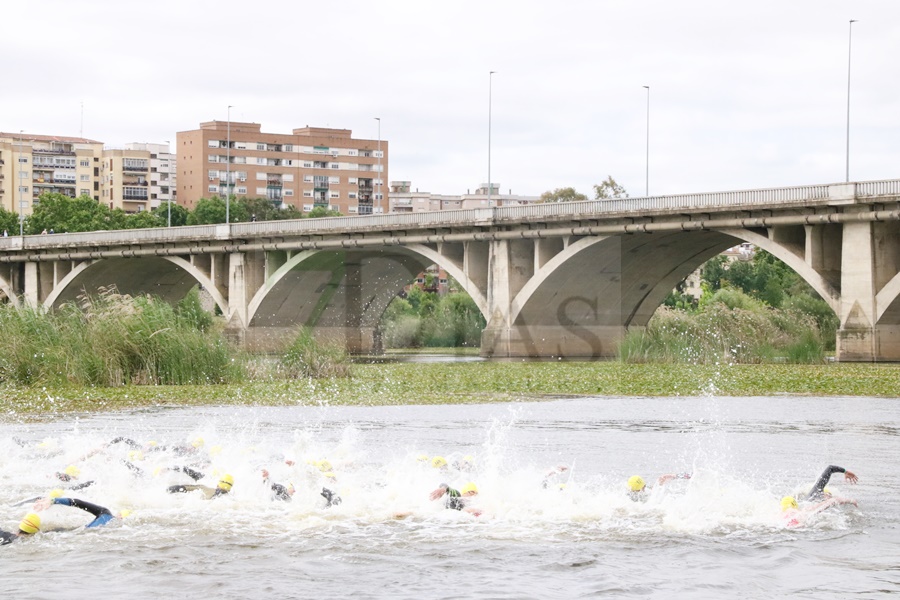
[[643, 85, 650, 197], [845, 19, 858, 183], [165, 140, 172, 227], [16, 131, 26, 237], [226, 105, 232, 223], [488, 71, 496, 206], [375, 117, 381, 214]]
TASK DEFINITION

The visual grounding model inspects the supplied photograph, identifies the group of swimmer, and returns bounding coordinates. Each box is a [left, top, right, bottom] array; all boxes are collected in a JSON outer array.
[[1, 433, 860, 544]]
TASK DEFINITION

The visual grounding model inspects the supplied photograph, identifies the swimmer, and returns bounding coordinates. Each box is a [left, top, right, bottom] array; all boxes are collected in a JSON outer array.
[[541, 465, 569, 489], [261, 469, 295, 502], [627, 472, 691, 502], [781, 494, 858, 528], [167, 474, 234, 499], [429, 482, 482, 516], [32, 496, 129, 528], [0, 513, 41, 545], [805, 465, 858, 501]]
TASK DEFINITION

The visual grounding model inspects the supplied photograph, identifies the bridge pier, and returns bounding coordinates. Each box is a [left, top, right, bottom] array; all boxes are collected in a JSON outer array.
[[480, 325, 625, 358]]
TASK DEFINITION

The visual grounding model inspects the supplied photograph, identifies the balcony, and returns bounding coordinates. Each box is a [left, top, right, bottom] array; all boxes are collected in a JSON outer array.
[[123, 165, 148, 172], [122, 180, 149, 186], [358, 185, 374, 193], [123, 193, 149, 200], [266, 179, 283, 186], [33, 148, 75, 156]]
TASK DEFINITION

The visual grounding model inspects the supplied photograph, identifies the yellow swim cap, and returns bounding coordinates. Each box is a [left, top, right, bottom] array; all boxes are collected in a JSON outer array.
[[781, 496, 798, 511], [628, 475, 646, 492], [192, 437, 205, 448], [127, 450, 144, 462], [217, 474, 234, 491], [146, 440, 158, 447], [416, 454, 429, 463], [19, 513, 41, 534], [64, 465, 81, 479], [431, 456, 448, 469], [49, 488, 64, 499], [460, 482, 478, 495], [322, 472, 337, 480], [317, 460, 333, 472], [119, 509, 132, 519]]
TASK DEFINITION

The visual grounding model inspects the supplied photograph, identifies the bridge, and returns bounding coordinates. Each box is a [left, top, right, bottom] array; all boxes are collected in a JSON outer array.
[[1, 179, 900, 361]]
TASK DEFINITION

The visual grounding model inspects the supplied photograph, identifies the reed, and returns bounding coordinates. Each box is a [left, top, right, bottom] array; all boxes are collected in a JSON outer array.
[[280, 327, 352, 379]]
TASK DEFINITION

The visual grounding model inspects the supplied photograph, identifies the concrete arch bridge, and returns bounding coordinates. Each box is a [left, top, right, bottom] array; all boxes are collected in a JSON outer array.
[[1, 179, 900, 361]]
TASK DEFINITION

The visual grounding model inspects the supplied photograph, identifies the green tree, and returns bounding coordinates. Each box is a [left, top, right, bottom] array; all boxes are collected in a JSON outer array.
[[26, 193, 114, 234], [187, 197, 248, 224], [125, 210, 164, 229], [593, 176, 628, 199], [0, 206, 19, 235], [540, 187, 588, 203], [152, 203, 190, 227], [306, 206, 342, 218]]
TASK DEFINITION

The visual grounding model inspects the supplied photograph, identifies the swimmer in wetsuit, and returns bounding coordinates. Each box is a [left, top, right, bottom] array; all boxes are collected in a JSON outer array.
[[0, 513, 41, 545], [626, 472, 691, 502], [32, 496, 124, 528], [805, 465, 858, 501], [429, 482, 481, 516], [168, 474, 233, 498]]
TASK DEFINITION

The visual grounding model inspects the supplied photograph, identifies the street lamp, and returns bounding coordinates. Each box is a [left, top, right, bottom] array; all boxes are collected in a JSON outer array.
[[643, 85, 650, 197], [375, 117, 381, 214], [226, 105, 233, 223], [165, 140, 172, 227], [16, 131, 26, 237], [488, 71, 496, 206], [845, 19, 858, 183]]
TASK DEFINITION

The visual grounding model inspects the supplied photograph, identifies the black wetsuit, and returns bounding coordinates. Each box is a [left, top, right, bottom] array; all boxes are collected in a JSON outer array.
[[0, 530, 19, 545], [53, 497, 115, 528], [321, 487, 342, 507], [438, 485, 464, 510], [167, 484, 228, 498], [270, 482, 292, 502], [807, 465, 848, 501]]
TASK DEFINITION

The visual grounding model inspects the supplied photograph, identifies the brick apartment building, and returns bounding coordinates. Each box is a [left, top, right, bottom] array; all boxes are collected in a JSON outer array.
[[176, 121, 387, 216]]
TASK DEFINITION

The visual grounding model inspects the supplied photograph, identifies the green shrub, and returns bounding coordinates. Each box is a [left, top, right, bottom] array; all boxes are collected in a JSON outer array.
[[280, 328, 351, 379]]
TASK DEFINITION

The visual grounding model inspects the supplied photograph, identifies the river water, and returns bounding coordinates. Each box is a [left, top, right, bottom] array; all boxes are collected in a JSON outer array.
[[0, 395, 897, 599]]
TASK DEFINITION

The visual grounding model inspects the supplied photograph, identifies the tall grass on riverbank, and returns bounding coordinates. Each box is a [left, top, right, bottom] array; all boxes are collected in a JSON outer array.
[[279, 328, 351, 379], [0, 290, 235, 386], [619, 289, 826, 364]]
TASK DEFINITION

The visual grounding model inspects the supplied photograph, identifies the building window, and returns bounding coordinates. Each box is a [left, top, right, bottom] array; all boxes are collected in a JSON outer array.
[[208, 140, 219, 148], [374, 151, 384, 158], [303, 190, 313, 198], [284, 144, 293, 152], [256, 172, 267, 181], [330, 163, 340, 169], [256, 143, 266, 151], [80, 189, 90, 197], [349, 192, 357, 199], [237, 187, 247, 195], [80, 174, 90, 181], [284, 189, 294, 197], [208, 185, 218, 193], [349, 177, 358, 184], [303, 162, 312, 168], [348, 150, 358, 156], [328, 176, 340, 184], [257, 157, 266, 165], [303, 175, 313, 183], [303, 204, 313, 212], [208, 155, 218, 162], [329, 191, 340, 199], [80, 159, 90, 167], [209, 170, 219, 179]]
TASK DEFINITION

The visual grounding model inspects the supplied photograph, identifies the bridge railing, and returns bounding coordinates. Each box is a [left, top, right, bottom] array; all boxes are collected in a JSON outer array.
[[1, 179, 898, 250]]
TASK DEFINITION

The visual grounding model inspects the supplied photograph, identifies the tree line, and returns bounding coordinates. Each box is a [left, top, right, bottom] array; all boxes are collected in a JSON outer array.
[[0, 193, 341, 235]]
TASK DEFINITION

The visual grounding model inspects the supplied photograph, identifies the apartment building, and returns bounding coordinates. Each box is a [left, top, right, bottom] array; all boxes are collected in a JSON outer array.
[[125, 143, 176, 210], [388, 181, 539, 213], [176, 121, 387, 215], [0, 133, 103, 216]]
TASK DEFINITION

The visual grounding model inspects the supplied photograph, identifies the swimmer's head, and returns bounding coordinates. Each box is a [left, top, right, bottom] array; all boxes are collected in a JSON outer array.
[[19, 513, 41, 535], [192, 437, 205, 448], [217, 474, 234, 492], [628, 475, 646, 492], [781, 496, 798, 511], [127, 450, 144, 462], [322, 472, 337, 481], [460, 482, 479, 496], [317, 460, 333, 472], [287, 483, 296, 495], [416, 454, 429, 463], [64, 465, 81, 479], [431, 456, 448, 469], [118, 509, 132, 519], [49, 488, 63, 499], [823, 487, 832, 497]]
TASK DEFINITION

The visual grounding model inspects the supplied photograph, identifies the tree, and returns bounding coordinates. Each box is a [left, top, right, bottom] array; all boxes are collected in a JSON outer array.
[[186, 197, 248, 225], [593, 176, 628, 200], [152, 203, 190, 227], [26, 193, 114, 234], [306, 206, 342, 218], [125, 210, 163, 229], [0, 206, 18, 235], [540, 187, 588, 203]]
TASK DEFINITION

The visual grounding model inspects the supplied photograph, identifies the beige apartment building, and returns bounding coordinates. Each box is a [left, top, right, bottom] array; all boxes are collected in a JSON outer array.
[[101, 143, 177, 213], [388, 181, 539, 213], [0, 133, 103, 217], [176, 121, 388, 216]]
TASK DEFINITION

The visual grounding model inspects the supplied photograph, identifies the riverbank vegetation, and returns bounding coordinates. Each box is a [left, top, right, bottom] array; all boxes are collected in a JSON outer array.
[[2, 361, 899, 418]]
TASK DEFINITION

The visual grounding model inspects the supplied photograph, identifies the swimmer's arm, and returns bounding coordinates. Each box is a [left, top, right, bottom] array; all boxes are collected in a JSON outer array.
[[429, 483, 451, 501], [52, 497, 110, 518]]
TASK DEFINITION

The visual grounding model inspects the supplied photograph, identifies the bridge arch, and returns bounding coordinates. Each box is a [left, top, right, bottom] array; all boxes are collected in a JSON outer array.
[[876, 270, 900, 324], [42, 257, 227, 315]]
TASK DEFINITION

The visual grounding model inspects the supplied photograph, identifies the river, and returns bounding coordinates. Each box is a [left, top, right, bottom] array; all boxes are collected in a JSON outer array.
[[0, 395, 897, 599]]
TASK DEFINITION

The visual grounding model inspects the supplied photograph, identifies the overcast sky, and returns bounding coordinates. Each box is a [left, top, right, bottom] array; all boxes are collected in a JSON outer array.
[[4, 1, 898, 199]]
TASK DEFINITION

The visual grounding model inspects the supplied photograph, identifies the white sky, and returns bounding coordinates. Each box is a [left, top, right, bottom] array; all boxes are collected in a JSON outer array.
[[3, 1, 898, 199]]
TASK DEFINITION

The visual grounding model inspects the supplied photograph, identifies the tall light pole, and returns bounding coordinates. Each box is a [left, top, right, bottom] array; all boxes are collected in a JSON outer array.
[[845, 19, 858, 183], [488, 71, 496, 206], [643, 85, 650, 197], [16, 132, 26, 237], [165, 140, 172, 227], [226, 105, 232, 223], [375, 117, 381, 214]]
